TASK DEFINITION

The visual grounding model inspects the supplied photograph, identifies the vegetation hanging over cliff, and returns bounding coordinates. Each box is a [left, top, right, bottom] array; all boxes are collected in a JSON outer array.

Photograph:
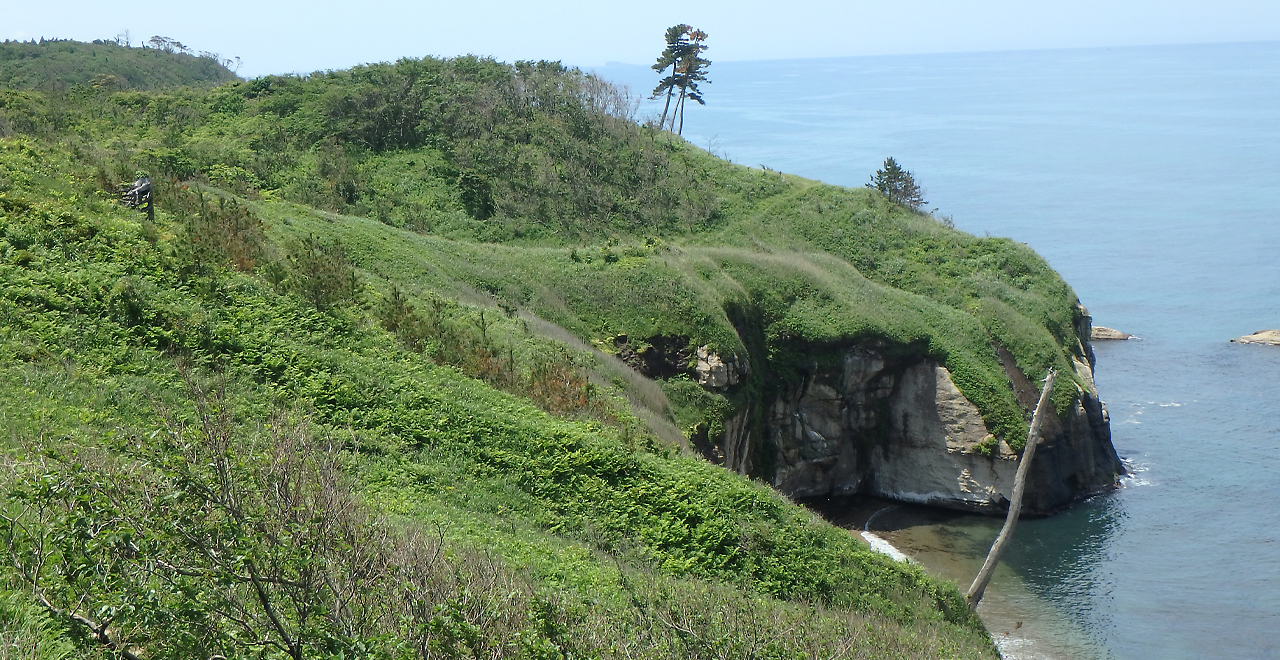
[[0, 41, 1093, 657]]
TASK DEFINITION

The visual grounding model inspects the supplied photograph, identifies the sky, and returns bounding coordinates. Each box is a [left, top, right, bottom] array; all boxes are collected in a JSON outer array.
[[4, 0, 1280, 78]]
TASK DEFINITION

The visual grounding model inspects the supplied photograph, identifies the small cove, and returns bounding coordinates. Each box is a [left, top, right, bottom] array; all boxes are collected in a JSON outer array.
[[809, 495, 1114, 659], [600, 39, 1280, 658]]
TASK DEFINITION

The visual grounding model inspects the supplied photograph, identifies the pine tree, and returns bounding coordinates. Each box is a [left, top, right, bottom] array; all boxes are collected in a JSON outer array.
[[671, 28, 709, 135], [651, 25, 710, 134], [651, 25, 690, 129], [867, 157, 926, 210]]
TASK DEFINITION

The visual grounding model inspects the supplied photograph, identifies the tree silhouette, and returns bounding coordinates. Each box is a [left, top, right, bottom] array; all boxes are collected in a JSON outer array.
[[651, 25, 689, 130], [672, 29, 709, 134], [651, 25, 710, 134], [867, 157, 926, 211], [147, 35, 191, 54]]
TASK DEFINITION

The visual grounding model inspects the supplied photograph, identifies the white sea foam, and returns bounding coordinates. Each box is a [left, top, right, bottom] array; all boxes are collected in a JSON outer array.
[[861, 531, 911, 562], [993, 634, 1056, 660], [1120, 458, 1153, 487]]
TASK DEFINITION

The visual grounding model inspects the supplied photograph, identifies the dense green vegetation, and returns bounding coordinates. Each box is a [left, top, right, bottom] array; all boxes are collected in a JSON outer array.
[[0, 41, 1093, 657], [1, 49, 1090, 436], [0, 38, 238, 91]]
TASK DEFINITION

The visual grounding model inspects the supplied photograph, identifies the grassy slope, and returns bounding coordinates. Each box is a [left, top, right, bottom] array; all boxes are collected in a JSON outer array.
[[0, 137, 994, 657], [0, 46, 1091, 657], [253, 161, 1083, 446], [1, 54, 1087, 438], [0, 39, 238, 91]]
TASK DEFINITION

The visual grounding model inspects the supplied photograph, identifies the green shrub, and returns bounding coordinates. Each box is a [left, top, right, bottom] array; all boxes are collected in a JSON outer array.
[[286, 234, 359, 311], [160, 181, 267, 272]]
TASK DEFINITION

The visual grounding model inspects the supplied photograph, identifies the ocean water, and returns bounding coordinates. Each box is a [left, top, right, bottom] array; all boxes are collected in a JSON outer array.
[[599, 40, 1280, 658]]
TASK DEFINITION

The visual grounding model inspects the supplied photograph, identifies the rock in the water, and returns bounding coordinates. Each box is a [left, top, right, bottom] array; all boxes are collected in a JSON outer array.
[[1091, 326, 1131, 341], [1231, 329, 1280, 346]]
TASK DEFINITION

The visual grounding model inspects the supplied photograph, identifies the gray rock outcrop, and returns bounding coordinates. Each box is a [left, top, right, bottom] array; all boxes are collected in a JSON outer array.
[[1091, 326, 1131, 341], [626, 311, 1123, 515], [1231, 329, 1280, 346], [694, 345, 749, 389], [712, 342, 1123, 516], [762, 348, 1119, 514]]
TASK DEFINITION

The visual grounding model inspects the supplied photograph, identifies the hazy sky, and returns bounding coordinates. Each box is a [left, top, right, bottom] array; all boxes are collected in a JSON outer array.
[[6, 0, 1280, 77]]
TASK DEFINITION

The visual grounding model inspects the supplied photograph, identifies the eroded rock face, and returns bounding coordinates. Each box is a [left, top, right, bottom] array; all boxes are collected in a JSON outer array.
[[694, 345, 749, 389], [1231, 329, 1280, 346], [764, 346, 1123, 515]]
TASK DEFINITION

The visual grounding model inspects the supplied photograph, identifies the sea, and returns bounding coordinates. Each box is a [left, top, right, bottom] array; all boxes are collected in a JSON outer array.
[[596, 40, 1280, 659]]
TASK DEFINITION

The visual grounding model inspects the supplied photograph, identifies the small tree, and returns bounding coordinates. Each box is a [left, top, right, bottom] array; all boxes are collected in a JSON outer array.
[[867, 157, 926, 211], [287, 235, 359, 311], [671, 28, 709, 135]]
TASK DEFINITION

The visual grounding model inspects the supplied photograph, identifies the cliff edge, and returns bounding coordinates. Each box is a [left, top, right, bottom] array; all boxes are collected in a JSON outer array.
[[693, 310, 1124, 516]]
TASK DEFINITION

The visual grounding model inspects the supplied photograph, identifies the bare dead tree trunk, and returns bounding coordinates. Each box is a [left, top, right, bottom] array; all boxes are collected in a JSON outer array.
[[966, 369, 1057, 610]]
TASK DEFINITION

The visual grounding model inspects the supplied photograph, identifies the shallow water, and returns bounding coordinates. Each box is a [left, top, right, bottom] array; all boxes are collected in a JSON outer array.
[[599, 40, 1280, 658]]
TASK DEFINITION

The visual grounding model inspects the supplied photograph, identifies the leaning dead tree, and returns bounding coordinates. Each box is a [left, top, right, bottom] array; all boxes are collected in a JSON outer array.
[[966, 369, 1057, 610]]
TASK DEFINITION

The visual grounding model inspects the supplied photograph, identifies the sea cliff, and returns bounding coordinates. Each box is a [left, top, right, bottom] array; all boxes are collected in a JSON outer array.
[[0, 42, 1112, 657], [699, 334, 1121, 515]]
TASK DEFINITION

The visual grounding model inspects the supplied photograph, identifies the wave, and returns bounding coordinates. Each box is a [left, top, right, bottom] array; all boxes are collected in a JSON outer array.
[[861, 505, 912, 562], [1119, 457, 1153, 487], [861, 531, 911, 562]]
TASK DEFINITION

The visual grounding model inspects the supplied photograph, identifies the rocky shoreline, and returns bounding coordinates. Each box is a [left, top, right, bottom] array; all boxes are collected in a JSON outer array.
[[1230, 329, 1280, 345], [1090, 326, 1131, 340]]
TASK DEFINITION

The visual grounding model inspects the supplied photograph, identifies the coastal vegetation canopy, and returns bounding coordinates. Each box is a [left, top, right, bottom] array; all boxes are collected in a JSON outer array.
[[0, 39, 1091, 658]]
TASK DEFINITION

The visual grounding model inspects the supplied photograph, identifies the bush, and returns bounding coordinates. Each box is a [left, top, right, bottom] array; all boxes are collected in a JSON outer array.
[[867, 156, 926, 211], [160, 181, 267, 272], [378, 286, 624, 424], [0, 395, 537, 659], [286, 234, 359, 311]]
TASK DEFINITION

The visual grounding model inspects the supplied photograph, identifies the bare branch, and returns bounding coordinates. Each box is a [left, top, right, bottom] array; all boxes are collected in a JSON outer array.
[[966, 369, 1057, 610]]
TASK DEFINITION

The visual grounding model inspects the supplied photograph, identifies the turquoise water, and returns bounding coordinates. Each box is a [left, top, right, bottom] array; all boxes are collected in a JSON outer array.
[[600, 41, 1280, 658]]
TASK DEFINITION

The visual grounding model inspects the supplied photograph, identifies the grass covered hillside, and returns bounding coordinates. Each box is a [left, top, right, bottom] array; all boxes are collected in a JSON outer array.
[[0, 46, 1090, 657], [0, 38, 238, 92]]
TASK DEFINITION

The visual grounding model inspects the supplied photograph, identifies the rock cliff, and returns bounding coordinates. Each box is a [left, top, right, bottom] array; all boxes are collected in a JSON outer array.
[[620, 310, 1123, 515], [754, 346, 1120, 514], [702, 330, 1123, 515]]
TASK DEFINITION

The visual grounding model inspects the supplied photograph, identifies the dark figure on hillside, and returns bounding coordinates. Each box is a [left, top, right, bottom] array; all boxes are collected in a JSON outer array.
[[123, 175, 153, 222]]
